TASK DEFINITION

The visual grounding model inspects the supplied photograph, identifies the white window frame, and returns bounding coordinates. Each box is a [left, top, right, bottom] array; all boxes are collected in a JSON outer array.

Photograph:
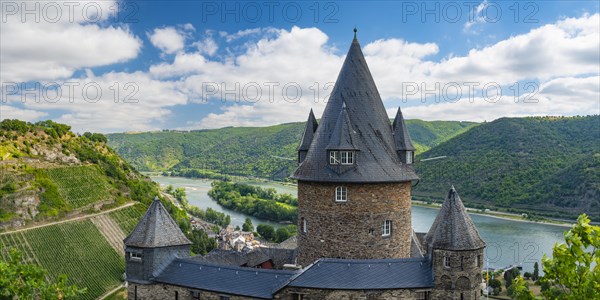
[[340, 151, 354, 165], [301, 217, 307, 233], [382, 220, 391, 236], [329, 151, 340, 165], [129, 252, 142, 261], [444, 256, 450, 268], [416, 291, 427, 300], [335, 186, 348, 202], [406, 151, 413, 164]]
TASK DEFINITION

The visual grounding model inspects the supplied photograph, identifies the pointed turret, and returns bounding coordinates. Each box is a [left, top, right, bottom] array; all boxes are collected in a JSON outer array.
[[392, 107, 416, 164], [427, 187, 486, 300], [124, 197, 191, 284], [124, 197, 191, 248], [425, 187, 485, 251], [292, 31, 418, 182], [297, 109, 318, 163]]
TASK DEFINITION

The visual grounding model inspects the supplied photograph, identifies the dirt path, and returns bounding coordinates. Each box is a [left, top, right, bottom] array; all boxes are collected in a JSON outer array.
[[91, 214, 126, 255], [0, 202, 137, 235]]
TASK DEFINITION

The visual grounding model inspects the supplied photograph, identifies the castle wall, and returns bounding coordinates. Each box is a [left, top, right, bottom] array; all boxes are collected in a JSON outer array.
[[276, 287, 431, 300], [297, 181, 412, 266], [127, 283, 259, 300], [430, 248, 484, 300]]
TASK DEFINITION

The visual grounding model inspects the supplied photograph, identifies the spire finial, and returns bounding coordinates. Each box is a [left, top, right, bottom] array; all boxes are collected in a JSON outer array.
[[353, 26, 357, 38]]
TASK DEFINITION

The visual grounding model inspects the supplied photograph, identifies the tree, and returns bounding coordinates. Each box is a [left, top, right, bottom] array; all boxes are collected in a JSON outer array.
[[505, 270, 515, 289], [0, 249, 86, 299], [541, 213, 600, 299], [533, 262, 540, 281], [508, 276, 535, 300], [275, 227, 291, 243], [242, 218, 253, 232], [257, 224, 275, 241]]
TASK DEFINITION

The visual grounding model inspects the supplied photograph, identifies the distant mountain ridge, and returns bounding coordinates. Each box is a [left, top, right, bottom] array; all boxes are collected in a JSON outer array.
[[106, 119, 477, 176], [413, 116, 599, 221]]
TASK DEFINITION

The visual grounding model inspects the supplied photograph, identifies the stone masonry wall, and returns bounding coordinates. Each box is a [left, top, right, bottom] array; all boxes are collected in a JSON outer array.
[[127, 283, 260, 300], [297, 181, 412, 266], [275, 287, 431, 300], [430, 248, 485, 300]]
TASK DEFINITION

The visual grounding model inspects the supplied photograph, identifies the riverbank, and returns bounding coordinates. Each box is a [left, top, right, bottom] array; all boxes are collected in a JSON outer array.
[[411, 201, 573, 228]]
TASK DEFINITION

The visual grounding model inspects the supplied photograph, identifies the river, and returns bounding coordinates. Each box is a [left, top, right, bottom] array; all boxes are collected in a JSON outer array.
[[151, 175, 567, 273]]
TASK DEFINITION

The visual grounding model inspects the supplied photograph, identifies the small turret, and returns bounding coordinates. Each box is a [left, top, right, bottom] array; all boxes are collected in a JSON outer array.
[[124, 197, 191, 284], [297, 109, 318, 164], [392, 107, 416, 164], [425, 187, 486, 300]]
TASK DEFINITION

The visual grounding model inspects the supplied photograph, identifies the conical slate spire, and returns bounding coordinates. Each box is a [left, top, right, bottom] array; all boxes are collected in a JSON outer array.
[[327, 103, 358, 150], [424, 187, 486, 251], [298, 109, 318, 151], [392, 107, 416, 151], [292, 32, 418, 182], [124, 196, 191, 248]]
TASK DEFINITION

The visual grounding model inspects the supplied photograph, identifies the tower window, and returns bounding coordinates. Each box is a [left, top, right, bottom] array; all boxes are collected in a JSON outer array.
[[477, 254, 482, 267], [301, 217, 307, 233], [444, 256, 450, 268], [340, 151, 354, 164], [416, 292, 427, 300], [406, 151, 413, 164], [129, 252, 142, 261], [335, 186, 348, 202], [329, 151, 340, 164], [382, 220, 392, 236]]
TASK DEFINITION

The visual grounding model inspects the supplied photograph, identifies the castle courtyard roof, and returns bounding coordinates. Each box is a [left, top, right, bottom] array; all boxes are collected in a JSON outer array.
[[285, 258, 433, 290]]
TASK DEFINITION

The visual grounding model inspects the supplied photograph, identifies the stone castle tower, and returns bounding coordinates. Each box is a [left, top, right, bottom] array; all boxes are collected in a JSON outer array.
[[292, 32, 419, 266], [425, 187, 486, 300], [124, 197, 191, 287]]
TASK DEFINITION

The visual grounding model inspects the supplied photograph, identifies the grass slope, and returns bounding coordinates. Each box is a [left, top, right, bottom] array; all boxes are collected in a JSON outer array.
[[414, 116, 600, 221]]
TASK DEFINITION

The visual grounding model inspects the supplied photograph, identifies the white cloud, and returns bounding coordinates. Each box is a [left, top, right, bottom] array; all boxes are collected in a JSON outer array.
[[0, 0, 142, 83], [194, 37, 218, 56], [0, 105, 48, 122], [148, 27, 186, 54]]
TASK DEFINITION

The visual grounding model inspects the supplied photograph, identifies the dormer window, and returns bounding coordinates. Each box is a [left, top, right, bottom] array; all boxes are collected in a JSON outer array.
[[329, 150, 355, 165], [335, 186, 348, 202], [341, 151, 354, 165], [406, 151, 414, 164], [329, 151, 340, 164]]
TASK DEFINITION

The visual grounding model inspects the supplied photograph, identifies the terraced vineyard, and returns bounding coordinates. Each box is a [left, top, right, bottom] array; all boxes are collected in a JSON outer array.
[[0, 219, 125, 300], [43, 165, 113, 208], [109, 203, 147, 234], [0, 232, 38, 265]]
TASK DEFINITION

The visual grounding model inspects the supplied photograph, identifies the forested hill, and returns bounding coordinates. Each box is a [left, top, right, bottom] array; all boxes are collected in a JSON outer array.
[[413, 116, 600, 221], [106, 119, 477, 178]]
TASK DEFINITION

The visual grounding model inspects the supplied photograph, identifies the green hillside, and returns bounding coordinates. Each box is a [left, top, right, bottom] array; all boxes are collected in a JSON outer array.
[[0, 119, 161, 226], [106, 120, 477, 178], [414, 116, 600, 221]]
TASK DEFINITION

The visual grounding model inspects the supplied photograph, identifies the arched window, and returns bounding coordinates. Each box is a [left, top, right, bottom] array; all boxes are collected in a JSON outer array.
[[335, 186, 347, 202], [456, 276, 471, 290]]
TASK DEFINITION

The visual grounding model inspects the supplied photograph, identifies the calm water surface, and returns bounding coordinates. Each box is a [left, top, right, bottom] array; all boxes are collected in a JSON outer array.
[[151, 176, 567, 273]]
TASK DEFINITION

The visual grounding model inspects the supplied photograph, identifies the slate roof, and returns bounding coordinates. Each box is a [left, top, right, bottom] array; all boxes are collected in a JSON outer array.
[[392, 108, 416, 151], [326, 103, 359, 150], [292, 34, 419, 183], [285, 258, 433, 290], [154, 258, 298, 299], [123, 197, 191, 248], [298, 109, 318, 151], [424, 186, 486, 251], [194, 247, 297, 269]]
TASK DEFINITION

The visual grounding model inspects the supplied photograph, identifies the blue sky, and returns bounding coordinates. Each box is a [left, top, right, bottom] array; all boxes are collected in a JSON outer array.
[[1, 0, 598, 133]]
